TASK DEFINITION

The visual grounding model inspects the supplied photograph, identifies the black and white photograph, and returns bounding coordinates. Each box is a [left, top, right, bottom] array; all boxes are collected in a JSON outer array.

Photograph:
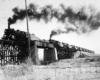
[[0, 0, 100, 80]]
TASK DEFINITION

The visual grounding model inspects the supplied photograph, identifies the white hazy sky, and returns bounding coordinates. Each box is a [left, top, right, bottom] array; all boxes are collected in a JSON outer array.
[[0, 0, 100, 54]]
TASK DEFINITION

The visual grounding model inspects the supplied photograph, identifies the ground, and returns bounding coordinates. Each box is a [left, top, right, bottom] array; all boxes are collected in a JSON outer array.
[[0, 56, 100, 80]]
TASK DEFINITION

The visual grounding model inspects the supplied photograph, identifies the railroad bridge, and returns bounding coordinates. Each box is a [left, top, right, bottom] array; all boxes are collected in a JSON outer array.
[[0, 28, 94, 65]]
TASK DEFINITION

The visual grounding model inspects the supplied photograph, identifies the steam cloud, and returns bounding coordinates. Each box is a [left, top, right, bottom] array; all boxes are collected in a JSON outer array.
[[8, 3, 100, 39]]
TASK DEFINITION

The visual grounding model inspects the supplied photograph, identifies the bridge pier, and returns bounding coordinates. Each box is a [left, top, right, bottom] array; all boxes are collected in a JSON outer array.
[[31, 42, 40, 65], [44, 48, 58, 62]]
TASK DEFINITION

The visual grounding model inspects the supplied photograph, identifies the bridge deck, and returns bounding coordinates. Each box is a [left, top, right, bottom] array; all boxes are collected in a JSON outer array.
[[34, 40, 54, 48], [0, 40, 54, 48]]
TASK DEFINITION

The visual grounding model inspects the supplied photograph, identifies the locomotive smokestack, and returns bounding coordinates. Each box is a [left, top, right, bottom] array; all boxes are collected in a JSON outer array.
[[8, 17, 11, 29], [8, 23, 10, 29], [49, 34, 52, 40]]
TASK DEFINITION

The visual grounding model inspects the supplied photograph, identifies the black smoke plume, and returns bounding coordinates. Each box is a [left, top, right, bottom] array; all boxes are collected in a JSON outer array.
[[8, 3, 100, 39], [50, 4, 100, 39], [8, 4, 53, 27]]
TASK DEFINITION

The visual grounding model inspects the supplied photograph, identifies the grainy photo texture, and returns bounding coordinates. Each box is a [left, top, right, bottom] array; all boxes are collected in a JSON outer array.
[[0, 0, 100, 80]]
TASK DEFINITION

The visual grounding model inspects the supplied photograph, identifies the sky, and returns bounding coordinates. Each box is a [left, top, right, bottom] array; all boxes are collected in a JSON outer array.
[[0, 0, 100, 55]]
